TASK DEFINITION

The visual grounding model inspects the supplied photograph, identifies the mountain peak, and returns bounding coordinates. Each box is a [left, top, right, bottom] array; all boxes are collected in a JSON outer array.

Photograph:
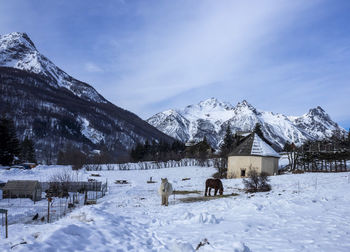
[[0, 31, 106, 103], [188, 97, 233, 110], [238, 99, 252, 106], [0, 32, 36, 50], [310, 106, 325, 113], [235, 100, 257, 113], [307, 106, 329, 118], [199, 97, 219, 103], [148, 98, 345, 150], [198, 97, 220, 107]]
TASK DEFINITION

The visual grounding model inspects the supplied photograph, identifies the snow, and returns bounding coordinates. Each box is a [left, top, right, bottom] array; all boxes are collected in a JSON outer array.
[[148, 98, 345, 149], [80, 117, 105, 144], [0, 32, 106, 104], [251, 134, 280, 158], [1, 164, 350, 251], [183, 98, 235, 123]]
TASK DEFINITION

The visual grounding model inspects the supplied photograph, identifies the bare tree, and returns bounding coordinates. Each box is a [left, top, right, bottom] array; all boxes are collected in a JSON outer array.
[[243, 170, 271, 192], [48, 169, 74, 197], [284, 142, 301, 171]]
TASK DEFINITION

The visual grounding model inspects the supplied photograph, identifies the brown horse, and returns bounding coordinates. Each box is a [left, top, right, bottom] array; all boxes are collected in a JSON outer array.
[[205, 178, 223, 196]]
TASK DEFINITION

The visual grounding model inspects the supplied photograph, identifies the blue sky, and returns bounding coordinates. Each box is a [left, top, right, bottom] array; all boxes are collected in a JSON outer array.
[[0, 0, 349, 129]]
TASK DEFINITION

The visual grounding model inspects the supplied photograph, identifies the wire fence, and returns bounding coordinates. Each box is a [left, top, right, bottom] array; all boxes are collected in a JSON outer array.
[[85, 158, 219, 171], [0, 181, 108, 234], [274, 172, 350, 194], [0, 210, 7, 239]]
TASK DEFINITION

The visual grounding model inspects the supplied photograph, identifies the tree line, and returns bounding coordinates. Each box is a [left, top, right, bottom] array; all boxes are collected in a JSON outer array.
[[0, 116, 36, 165], [130, 140, 186, 162], [283, 129, 350, 172], [2, 112, 349, 175]]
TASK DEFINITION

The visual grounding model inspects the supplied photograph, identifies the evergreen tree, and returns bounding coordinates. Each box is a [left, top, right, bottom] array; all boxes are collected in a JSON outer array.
[[283, 141, 291, 152], [57, 150, 66, 165], [20, 136, 36, 163], [172, 140, 185, 153], [253, 123, 264, 138], [220, 126, 234, 156], [0, 117, 20, 165], [254, 123, 271, 145], [215, 126, 235, 178], [144, 140, 151, 159], [130, 143, 145, 161]]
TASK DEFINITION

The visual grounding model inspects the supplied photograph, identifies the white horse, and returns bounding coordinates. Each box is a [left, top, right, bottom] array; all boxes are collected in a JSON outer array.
[[158, 178, 173, 206]]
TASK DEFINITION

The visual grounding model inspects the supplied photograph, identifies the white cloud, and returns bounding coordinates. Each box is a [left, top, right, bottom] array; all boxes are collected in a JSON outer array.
[[85, 62, 103, 73], [106, 1, 319, 114]]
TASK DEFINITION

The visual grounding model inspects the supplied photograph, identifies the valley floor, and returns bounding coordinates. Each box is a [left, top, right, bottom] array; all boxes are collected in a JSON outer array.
[[0, 166, 350, 251]]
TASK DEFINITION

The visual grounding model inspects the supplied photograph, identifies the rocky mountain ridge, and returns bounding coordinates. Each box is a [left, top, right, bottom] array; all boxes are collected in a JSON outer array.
[[147, 98, 346, 150]]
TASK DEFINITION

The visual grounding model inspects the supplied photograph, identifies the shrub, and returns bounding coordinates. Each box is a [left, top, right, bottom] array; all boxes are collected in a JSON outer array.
[[212, 170, 227, 179], [243, 170, 271, 192]]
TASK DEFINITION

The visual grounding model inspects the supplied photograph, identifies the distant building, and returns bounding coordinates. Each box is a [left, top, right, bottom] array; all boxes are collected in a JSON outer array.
[[21, 163, 37, 169], [2, 180, 42, 202], [227, 133, 280, 178]]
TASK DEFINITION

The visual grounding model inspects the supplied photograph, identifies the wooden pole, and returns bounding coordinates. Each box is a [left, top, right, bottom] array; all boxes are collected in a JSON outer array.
[[84, 191, 87, 205], [47, 197, 52, 223], [47, 199, 50, 223], [5, 211, 8, 239]]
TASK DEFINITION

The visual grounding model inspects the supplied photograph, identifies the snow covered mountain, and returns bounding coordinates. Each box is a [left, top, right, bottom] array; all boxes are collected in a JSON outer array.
[[0, 32, 105, 103], [147, 98, 346, 150], [0, 32, 173, 162]]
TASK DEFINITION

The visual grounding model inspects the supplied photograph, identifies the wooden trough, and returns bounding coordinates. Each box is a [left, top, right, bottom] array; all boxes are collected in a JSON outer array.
[[85, 200, 97, 205], [146, 177, 157, 184], [115, 180, 128, 184]]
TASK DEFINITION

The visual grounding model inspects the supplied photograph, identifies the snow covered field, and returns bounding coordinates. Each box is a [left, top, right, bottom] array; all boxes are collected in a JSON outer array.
[[1, 165, 350, 251]]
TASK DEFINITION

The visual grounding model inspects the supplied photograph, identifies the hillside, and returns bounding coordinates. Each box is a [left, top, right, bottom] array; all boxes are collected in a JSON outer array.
[[0, 32, 173, 162]]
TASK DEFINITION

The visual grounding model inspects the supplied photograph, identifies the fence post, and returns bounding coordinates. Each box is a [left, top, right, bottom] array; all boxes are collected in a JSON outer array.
[[315, 177, 317, 190], [47, 197, 51, 223], [5, 210, 8, 239], [84, 191, 87, 205]]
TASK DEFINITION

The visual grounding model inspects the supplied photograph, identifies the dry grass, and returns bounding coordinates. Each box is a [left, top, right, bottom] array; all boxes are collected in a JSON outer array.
[[173, 190, 201, 195], [178, 193, 239, 203], [292, 170, 304, 174]]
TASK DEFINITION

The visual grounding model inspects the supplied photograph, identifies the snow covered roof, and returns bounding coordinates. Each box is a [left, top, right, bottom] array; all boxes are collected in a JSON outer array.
[[2, 180, 41, 194], [229, 133, 280, 158]]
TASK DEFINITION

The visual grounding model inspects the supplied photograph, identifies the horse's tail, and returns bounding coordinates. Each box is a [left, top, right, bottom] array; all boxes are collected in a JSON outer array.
[[219, 180, 224, 191]]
